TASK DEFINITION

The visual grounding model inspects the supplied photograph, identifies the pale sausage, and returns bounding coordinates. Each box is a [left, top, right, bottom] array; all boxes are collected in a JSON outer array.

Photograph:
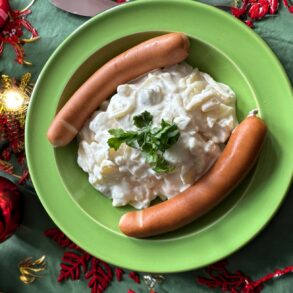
[[47, 32, 190, 147], [119, 114, 267, 238]]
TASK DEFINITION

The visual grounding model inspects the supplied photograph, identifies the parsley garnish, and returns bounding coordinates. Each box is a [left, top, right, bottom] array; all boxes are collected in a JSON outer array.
[[107, 111, 180, 173]]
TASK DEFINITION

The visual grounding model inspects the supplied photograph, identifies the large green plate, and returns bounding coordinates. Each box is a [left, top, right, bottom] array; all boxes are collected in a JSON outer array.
[[26, 0, 293, 272]]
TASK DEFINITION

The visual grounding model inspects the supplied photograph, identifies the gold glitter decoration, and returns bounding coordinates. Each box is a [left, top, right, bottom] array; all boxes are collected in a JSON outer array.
[[0, 73, 33, 128], [143, 274, 165, 291], [19, 255, 47, 284]]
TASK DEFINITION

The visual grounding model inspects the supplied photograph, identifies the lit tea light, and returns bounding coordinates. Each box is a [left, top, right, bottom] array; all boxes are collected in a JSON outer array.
[[0, 73, 32, 117], [1, 88, 28, 112], [0, 73, 32, 131]]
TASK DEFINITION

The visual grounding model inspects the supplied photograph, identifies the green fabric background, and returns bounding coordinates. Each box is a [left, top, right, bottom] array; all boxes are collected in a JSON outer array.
[[0, 0, 292, 292]]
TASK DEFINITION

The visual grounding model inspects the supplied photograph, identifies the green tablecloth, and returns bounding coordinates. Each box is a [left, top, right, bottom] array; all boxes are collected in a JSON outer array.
[[0, 0, 292, 292]]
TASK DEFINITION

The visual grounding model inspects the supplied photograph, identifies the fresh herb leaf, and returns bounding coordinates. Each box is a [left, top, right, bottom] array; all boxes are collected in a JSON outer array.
[[107, 137, 123, 150], [107, 128, 138, 150], [107, 111, 180, 173], [133, 111, 153, 128], [152, 155, 175, 174]]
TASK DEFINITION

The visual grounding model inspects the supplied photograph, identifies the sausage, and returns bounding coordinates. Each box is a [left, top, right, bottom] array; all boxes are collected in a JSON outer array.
[[47, 32, 190, 147], [119, 114, 267, 238]]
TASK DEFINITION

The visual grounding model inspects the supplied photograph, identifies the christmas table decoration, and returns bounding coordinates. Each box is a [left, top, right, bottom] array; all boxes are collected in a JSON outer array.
[[0, 0, 39, 64], [45, 227, 160, 293], [0, 73, 32, 182], [0, 176, 22, 243], [197, 259, 293, 292], [18, 255, 47, 284], [0, 1, 292, 292], [230, 0, 293, 27]]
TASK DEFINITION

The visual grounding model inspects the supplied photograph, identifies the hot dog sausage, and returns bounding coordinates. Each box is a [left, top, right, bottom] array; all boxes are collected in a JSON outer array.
[[47, 32, 190, 147], [119, 114, 267, 238]]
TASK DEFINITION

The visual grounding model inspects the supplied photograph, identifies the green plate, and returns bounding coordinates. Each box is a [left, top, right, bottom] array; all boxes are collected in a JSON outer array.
[[26, 0, 293, 273]]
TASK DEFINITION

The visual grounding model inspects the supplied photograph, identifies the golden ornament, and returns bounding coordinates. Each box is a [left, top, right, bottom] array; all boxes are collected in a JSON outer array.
[[18, 255, 47, 284]]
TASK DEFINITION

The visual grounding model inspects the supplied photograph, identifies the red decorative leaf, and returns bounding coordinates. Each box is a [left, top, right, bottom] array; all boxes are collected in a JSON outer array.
[[85, 258, 113, 293], [45, 227, 149, 291], [44, 227, 80, 250], [58, 250, 90, 282], [129, 271, 140, 284], [197, 260, 258, 291], [128, 290, 136, 293], [115, 268, 124, 281]]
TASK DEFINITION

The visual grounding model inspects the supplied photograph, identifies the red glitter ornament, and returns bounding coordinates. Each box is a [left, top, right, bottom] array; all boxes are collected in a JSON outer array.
[[0, 176, 22, 242], [0, 0, 9, 28]]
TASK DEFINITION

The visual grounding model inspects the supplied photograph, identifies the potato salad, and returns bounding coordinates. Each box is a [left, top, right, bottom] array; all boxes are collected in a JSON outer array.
[[77, 63, 238, 209]]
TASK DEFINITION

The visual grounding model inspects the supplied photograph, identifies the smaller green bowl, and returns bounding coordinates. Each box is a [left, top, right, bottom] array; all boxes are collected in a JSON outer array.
[[54, 31, 258, 239]]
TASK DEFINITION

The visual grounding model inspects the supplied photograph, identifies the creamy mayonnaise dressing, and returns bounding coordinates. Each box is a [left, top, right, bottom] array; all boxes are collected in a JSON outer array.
[[77, 63, 238, 209]]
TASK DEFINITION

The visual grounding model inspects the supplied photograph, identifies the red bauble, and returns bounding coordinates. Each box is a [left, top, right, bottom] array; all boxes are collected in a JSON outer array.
[[0, 176, 22, 243], [0, 0, 10, 28]]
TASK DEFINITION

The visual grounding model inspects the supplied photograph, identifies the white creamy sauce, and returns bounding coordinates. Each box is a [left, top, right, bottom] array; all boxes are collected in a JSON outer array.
[[77, 63, 238, 209]]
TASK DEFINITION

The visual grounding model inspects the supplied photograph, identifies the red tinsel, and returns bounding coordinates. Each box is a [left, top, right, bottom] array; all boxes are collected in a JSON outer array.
[[197, 259, 293, 293], [0, 0, 39, 64]]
